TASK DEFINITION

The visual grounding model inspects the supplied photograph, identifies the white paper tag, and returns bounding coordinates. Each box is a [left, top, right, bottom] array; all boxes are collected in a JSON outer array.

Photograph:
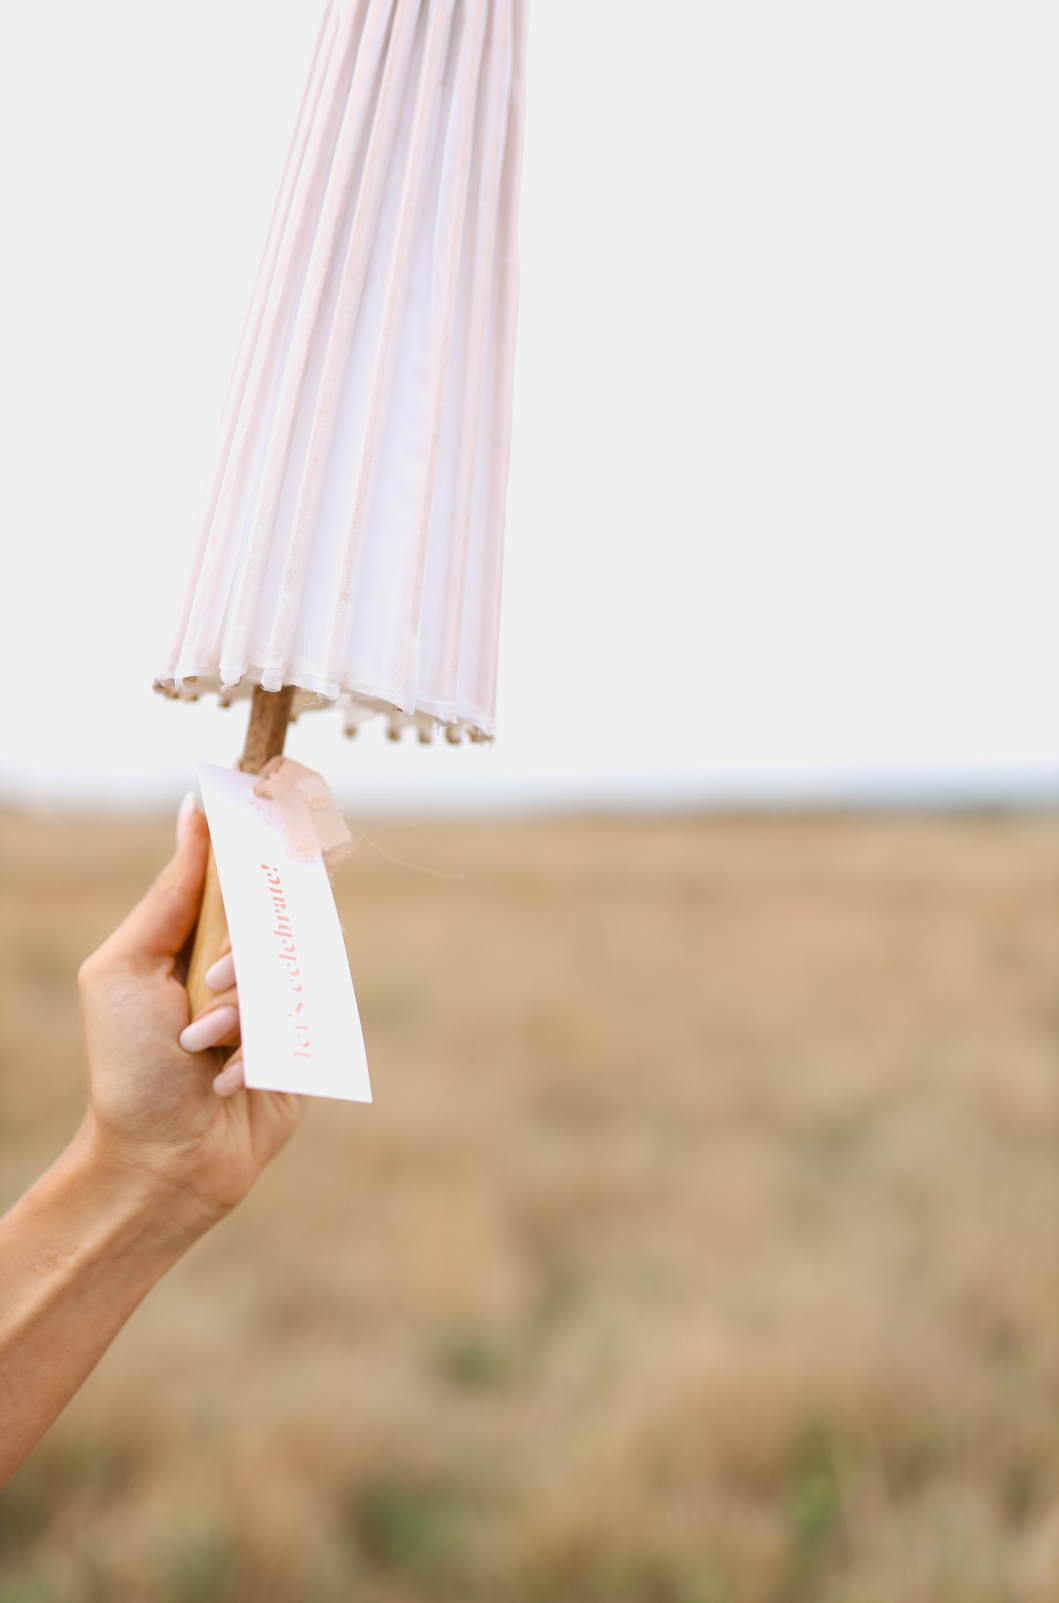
[[196, 760, 371, 1104]]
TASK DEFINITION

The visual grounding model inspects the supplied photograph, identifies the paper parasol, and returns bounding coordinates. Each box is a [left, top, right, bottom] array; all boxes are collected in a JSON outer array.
[[157, 0, 528, 1009]]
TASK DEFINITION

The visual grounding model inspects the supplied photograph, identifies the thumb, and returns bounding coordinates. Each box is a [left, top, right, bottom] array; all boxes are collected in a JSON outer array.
[[109, 809, 211, 964]]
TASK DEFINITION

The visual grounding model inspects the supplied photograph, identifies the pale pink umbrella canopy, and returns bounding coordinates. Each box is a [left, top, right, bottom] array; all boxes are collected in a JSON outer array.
[[156, 0, 528, 741]]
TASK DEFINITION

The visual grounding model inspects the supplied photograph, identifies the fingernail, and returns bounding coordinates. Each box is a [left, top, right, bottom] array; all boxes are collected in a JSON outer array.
[[204, 952, 236, 993], [213, 1057, 245, 1097], [176, 790, 199, 847], [179, 1006, 239, 1053]]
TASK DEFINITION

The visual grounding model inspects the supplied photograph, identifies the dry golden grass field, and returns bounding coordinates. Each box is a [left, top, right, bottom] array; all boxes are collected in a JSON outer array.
[[1, 809, 1058, 1603]]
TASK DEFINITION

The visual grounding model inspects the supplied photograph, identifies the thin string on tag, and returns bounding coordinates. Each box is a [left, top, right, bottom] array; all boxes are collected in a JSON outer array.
[[248, 758, 464, 881], [346, 822, 465, 881]]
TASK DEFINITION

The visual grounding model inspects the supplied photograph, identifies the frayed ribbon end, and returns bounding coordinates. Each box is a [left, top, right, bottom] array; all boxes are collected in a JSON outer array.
[[248, 757, 353, 874]]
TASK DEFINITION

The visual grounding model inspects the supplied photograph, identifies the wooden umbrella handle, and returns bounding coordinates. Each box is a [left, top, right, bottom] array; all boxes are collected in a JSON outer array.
[[185, 847, 227, 1017], [184, 685, 295, 1018]]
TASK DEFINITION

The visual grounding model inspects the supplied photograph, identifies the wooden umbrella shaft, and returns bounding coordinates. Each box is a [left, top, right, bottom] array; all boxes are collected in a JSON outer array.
[[184, 685, 294, 1016], [238, 684, 296, 778]]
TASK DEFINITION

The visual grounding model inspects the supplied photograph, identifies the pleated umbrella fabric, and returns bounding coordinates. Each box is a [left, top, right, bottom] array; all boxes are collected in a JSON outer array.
[[156, 0, 527, 740]]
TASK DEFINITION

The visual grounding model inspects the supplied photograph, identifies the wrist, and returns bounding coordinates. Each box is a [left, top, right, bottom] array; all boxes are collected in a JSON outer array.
[[64, 1114, 224, 1254]]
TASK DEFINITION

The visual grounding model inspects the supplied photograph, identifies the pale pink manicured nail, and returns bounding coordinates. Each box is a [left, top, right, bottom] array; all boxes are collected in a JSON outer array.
[[204, 952, 236, 993], [213, 1056, 245, 1097], [179, 1006, 239, 1053], [176, 790, 198, 848]]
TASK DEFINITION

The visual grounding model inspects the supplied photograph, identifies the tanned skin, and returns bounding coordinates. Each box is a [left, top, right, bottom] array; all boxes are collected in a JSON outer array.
[[0, 807, 304, 1484]]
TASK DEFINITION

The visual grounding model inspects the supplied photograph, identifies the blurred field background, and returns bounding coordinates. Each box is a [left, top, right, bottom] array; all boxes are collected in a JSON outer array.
[[1, 808, 1058, 1603]]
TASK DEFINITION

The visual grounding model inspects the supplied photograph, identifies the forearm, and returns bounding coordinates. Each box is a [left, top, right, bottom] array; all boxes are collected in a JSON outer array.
[[0, 808, 300, 1483], [0, 1118, 211, 1484]]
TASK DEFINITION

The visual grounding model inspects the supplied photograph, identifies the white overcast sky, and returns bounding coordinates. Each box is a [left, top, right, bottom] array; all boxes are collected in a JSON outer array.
[[0, 1, 1056, 811]]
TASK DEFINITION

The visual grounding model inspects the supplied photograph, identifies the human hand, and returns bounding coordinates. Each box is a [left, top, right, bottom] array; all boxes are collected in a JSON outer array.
[[179, 928, 246, 1099], [77, 795, 305, 1229]]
